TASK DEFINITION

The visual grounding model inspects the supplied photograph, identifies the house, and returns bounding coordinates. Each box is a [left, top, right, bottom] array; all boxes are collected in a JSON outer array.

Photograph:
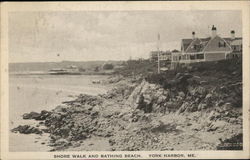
[[171, 25, 242, 68], [149, 50, 172, 62]]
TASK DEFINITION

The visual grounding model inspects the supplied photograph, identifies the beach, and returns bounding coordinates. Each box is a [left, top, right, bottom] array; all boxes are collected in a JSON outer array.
[[9, 74, 109, 152]]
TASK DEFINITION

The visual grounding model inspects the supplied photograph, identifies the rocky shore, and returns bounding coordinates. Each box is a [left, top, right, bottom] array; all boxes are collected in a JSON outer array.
[[12, 59, 243, 151]]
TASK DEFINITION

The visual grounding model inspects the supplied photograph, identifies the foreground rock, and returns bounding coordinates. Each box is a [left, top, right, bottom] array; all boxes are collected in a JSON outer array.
[[23, 110, 51, 120], [11, 125, 42, 134]]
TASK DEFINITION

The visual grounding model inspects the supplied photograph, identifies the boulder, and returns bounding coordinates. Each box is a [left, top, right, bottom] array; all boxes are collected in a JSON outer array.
[[23, 112, 40, 120], [11, 125, 42, 134], [23, 110, 51, 120], [197, 103, 207, 111]]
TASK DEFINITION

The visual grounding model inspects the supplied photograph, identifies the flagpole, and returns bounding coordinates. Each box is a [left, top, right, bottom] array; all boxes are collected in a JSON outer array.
[[157, 33, 160, 74]]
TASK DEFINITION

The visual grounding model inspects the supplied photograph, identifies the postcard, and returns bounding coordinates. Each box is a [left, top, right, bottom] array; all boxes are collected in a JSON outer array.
[[1, 1, 249, 160]]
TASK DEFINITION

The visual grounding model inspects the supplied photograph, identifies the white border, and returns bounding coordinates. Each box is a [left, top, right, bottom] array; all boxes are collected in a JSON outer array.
[[1, 1, 250, 159]]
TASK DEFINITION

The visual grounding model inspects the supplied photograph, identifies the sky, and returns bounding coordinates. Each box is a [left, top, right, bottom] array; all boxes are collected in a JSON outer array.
[[8, 10, 242, 62]]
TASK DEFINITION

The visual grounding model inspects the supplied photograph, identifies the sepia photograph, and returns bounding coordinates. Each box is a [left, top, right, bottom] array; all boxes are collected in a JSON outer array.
[[1, 1, 250, 160]]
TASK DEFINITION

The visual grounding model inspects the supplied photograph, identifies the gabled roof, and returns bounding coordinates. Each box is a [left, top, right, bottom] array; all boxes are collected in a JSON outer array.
[[185, 38, 203, 53], [182, 39, 193, 51], [202, 35, 232, 52], [182, 37, 211, 53], [181, 36, 242, 53]]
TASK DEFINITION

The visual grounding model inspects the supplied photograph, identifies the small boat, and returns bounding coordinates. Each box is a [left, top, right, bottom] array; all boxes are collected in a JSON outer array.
[[48, 68, 69, 75]]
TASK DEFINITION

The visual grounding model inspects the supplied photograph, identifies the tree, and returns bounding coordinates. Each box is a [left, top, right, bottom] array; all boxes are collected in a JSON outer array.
[[103, 63, 114, 70]]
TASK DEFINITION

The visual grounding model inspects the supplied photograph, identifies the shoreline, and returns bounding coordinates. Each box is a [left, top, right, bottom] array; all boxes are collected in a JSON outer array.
[[9, 74, 111, 152], [9, 71, 116, 76], [10, 59, 243, 151], [12, 77, 243, 151]]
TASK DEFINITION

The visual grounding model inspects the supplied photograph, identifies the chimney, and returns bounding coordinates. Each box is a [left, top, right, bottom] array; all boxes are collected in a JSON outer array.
[[231, 30, 235, 39], [192, 31, 195, 39], [211, 25, 217, 38]]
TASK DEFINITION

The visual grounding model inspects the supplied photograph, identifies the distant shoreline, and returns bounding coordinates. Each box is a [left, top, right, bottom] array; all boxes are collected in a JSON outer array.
[[9, 71, 116, 76]]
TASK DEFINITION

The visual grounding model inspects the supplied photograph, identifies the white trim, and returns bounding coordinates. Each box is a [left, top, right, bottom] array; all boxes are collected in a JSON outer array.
[[204, 51, 232, 54], [184, 52, 204, 55]]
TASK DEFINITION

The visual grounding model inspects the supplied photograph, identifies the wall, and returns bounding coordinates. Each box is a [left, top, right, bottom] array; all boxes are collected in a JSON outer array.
[[205, 52, 226, 61]]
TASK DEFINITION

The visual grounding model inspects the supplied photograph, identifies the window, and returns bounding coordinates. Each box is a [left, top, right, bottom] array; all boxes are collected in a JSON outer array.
[[233, 46, 236, 51], [197, 54, 204, 59], [190, 55, 195, 60]]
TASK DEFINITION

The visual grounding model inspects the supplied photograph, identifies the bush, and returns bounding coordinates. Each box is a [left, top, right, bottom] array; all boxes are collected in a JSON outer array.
[[114, 59, 157, 77], [103, 63, 114, 70]]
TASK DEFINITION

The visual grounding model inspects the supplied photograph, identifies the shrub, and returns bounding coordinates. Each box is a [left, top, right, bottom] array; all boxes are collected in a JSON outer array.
[[103, 63, 114, 70]]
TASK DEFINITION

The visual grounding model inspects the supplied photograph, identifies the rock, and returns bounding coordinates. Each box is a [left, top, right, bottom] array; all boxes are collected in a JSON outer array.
[[191, 124, 202, 131], [200, 81, 208, 85], [39, 121, 44, 125], [157, 95, 167, 104], [198, 103, 207, 111], [228, 118, 238, 124], [11, 125, 42, 134], [23, 112, 40, 120], [53, 105, 69, 113], [176, 125, 182, 130], [22, 110, 51, 120], [205, 93, 213, 99], [54, 139, 69, 146], [175, 73, 192, 80], [72, 142, 81, 148], [102, 110, 114, 118], [177, 102, 189, 114], [217, 133, 243, 150], [38, 110, 52, 120], [207, 121, 227, 132], [178, 92, 185, 98], [208, 111, 220, 121], [223, 103, 233, 110]]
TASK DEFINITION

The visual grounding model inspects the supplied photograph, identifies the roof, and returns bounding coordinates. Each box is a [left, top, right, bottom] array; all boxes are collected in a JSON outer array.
[[185, 38, 203, 53], [181, 36, 242, 53], [230, 39, 242, 46], [182, 39, 193, 51], [223, 37, 242, 42], [182, 37, 211, 53]]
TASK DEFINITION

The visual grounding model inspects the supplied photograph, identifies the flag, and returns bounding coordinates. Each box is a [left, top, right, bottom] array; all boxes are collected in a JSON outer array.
[[158, 33, 160, 41]]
